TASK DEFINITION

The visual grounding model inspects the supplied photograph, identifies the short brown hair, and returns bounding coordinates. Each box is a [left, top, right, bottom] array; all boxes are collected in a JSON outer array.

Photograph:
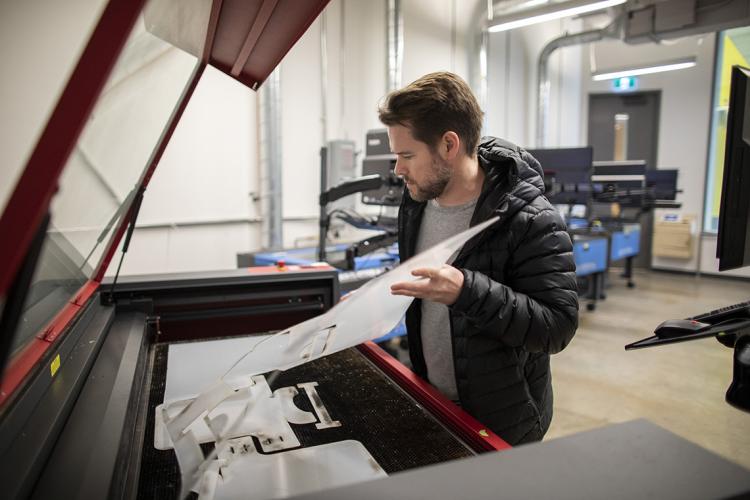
[[378, 71, 483, 157]]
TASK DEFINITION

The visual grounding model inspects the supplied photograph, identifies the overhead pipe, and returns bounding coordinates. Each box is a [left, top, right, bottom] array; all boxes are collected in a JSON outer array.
[[387, 0, 403, 92], [259, 67, 283, 249], [479, 28, 489, 118], [339, 0, 347, 137], [536, 27, 610, 147], [320, 9, 329, 144], [467, 1, 489, 116]]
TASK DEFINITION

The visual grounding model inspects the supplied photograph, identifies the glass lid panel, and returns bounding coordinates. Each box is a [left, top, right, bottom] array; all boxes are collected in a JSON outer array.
[[6, 0, 211, 359]]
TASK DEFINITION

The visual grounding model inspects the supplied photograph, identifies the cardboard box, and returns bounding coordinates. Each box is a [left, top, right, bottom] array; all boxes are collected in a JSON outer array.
[[653, 215, 694, 259]]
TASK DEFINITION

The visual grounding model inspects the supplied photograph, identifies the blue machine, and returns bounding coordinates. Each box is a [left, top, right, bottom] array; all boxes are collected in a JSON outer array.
[[576, 220, 641, 289], [567, 217, 590, 230], [610, 224, 640, 261], [572, 234, 608, 311], [252, 243, 398, 270]]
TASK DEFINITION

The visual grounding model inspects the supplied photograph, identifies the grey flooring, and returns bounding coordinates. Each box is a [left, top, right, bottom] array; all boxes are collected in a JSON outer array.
[[547, 269, 750, 469]]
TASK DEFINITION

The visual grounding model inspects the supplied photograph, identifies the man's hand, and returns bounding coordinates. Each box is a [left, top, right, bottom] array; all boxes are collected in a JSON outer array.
[[390, 264, 464, 305]]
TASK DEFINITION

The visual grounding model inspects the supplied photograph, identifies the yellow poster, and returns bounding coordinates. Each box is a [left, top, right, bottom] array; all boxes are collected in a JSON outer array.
[[711, 33, 749, 223]]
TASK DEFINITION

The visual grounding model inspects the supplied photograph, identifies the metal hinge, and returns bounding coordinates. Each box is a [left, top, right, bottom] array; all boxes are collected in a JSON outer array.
[[146, 315, 162, 338]]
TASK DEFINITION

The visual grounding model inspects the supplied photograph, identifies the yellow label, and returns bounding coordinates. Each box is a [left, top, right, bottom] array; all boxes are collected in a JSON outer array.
[[478, 429, 489, 438], [50, 354, 61, 377]]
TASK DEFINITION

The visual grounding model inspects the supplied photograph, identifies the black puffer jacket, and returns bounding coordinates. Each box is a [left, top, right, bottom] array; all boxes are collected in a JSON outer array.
[[398, 137, 578, 445]]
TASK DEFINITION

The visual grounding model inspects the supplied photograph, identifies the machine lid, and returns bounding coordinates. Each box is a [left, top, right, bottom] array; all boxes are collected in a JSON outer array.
[[151, 0, 331, 91], [0, 0, 328, 407]]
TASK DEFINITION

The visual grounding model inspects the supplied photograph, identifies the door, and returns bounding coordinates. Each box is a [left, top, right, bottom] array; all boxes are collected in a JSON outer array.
[[588, 91, 661, 268]]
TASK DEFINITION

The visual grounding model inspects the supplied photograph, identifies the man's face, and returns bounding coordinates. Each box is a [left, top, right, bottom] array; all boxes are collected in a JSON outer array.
[[387, 124, 452, 202]]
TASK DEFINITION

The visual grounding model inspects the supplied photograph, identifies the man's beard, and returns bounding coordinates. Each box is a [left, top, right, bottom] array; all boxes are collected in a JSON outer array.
[[406, 156, 452, 202]]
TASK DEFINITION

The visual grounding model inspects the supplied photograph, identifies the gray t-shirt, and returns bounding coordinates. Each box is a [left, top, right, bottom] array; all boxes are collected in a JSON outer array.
[[415, 197, 477, 401]]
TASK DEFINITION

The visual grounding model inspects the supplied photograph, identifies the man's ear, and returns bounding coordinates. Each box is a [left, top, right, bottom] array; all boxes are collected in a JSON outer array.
[[441, 131, 461, 161]]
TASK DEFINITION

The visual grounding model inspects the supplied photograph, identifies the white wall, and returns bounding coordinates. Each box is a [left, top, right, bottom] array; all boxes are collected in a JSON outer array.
[[0, 0, 108, 216], [115, 65, 259, 275], [484, 18, 585, 149], [700, 235, 750, 278], [401, 0, 473, 84], [485, 29, 527, 144]]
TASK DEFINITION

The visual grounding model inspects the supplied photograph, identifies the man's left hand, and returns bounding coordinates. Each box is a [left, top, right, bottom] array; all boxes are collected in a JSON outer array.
[[390, 265, 464, 305]]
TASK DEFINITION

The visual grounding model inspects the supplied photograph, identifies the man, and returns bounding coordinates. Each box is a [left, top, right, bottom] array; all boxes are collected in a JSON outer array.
[[382, 72, 578, 445]]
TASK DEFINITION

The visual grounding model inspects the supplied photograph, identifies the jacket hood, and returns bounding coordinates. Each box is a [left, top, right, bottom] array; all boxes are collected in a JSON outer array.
[[470, 136, 546, 226], [477, 136, 545, 195]]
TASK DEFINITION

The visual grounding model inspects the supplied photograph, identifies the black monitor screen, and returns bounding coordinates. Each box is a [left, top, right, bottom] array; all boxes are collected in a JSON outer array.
[[646, 169, 678, 200], [717, 65, 750, 271], [591, 161, 646, 208], [361, 157, 402, 206], [526, 147, 593, 205]]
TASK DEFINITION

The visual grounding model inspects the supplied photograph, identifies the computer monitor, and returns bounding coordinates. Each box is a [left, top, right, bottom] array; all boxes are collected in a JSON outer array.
[[645, 169, 679, 200], [591, 160, 647, 208], [717, 65, 750, 271], [361, 157, 402, 206], [526, 147, 593, 205]]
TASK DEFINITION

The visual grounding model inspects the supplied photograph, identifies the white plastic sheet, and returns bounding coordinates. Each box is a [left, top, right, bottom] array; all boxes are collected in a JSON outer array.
[[162, 216, 499, 498], [220, 215, 499, 384], [210, 440, 387, 500]]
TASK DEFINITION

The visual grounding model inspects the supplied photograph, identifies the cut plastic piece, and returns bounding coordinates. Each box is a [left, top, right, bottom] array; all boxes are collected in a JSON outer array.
[[166, 379, 236, 438], [211, 440, 387, 500], [300, 326, 335, 361], [196, 461, 221, 500], [274, 386, 317, 425], [169, 426, 205, 499], [298, 382, 341, 430], [156, 375, 307, 452]]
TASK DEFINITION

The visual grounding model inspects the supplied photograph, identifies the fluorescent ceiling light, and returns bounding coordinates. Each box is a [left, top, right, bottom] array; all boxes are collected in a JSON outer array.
[[488, 0, 626, 33], [519, 0, 552, 8], [592, 58, 697, 81]]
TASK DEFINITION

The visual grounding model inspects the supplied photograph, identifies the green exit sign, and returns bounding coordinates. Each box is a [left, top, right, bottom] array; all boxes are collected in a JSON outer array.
[[613, 76, 638, 91]]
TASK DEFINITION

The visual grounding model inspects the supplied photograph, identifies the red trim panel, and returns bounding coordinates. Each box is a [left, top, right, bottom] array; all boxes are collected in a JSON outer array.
[[245, 264, 337, 274], [0, 280, 99, 407], [357, 341, 512, 453], [0, 0, 146, 299]]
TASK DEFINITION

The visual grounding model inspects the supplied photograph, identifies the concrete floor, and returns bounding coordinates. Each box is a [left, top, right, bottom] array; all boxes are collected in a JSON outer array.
[[547, 269, 750, 469]]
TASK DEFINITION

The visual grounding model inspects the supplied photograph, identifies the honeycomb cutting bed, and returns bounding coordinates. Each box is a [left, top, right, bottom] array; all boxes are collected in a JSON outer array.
[[135, 340, 474, 499]]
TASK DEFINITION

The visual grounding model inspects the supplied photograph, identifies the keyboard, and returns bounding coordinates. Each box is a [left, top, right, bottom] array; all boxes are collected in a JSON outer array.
[[691, 300, 750, 323]]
